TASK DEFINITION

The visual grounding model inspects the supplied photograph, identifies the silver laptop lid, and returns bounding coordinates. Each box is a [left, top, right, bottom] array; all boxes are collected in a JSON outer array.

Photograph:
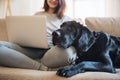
[[6, 16, 48, 48]]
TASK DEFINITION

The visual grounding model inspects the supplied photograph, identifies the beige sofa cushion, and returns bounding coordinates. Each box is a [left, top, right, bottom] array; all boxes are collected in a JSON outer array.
[[85, 17, 120, 37], [0, 67, 120, 80], [0, 19, 8, 41]]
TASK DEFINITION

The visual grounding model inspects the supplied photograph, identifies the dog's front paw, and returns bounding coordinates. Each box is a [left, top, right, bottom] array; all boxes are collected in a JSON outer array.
[[56, 68, 74, 77]]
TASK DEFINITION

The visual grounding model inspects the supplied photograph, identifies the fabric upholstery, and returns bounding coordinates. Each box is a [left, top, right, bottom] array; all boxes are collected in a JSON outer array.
[[0, 19, 8, 41], [0, 67, 120, 80], [85, 17, 120, 37]]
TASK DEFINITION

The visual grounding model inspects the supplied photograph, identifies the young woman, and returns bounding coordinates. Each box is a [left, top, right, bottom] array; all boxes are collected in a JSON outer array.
[[0, 0, 76, 70]]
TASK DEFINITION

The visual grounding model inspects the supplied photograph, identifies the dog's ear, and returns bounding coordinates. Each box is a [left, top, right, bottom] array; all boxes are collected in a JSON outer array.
[[73, 22, 83, 40], [78, 27, 96, 52]]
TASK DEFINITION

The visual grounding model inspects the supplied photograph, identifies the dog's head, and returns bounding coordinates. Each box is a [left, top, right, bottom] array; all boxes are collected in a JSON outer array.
[[52, 21, 96, 52], [52, 21, 80, 48]]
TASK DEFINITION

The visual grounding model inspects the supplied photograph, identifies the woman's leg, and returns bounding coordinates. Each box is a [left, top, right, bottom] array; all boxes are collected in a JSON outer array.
[[0, 41, 46, 59], [0, 41, 47, 70], [40, 46, 77, 68]]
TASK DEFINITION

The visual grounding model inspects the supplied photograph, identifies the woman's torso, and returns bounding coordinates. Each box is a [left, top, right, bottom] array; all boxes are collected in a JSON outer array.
[[35, 11, 73, 47]]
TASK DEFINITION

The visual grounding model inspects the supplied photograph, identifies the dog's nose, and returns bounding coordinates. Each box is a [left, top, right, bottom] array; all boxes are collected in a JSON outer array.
[[52, 30, 61, 38]]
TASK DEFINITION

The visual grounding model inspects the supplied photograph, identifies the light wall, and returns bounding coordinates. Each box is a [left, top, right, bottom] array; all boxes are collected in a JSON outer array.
[[0, 0, 44, 18], [0, 0, 72, 18], [105, 0, 120, 17], [0, 0, 120, 19], [73, 0, 105, 19]]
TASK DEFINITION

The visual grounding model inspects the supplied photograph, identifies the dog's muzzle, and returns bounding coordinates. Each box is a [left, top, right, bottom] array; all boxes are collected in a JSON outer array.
[[52, 29, 72, 48]]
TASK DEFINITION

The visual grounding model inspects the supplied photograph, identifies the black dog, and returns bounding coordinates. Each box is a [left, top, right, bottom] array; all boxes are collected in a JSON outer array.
[[52, 21, 120, 77]]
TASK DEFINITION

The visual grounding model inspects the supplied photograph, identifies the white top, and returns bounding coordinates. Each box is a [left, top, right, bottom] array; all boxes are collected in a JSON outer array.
[[35, 11, 73, 47]]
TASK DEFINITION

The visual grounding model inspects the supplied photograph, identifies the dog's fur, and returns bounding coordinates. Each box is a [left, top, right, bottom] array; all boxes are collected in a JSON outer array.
[[52, 21, 120, 77]]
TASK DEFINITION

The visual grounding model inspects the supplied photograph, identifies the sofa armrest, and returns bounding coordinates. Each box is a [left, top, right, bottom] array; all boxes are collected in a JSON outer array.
[[0, 19, 8, 41]]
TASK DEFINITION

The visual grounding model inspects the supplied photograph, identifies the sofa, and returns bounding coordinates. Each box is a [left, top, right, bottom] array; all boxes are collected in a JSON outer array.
[[0, 17, 120, 80]]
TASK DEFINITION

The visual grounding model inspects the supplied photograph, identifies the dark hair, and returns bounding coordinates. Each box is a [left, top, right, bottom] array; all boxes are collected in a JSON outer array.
[[43, 0, 66, 19]]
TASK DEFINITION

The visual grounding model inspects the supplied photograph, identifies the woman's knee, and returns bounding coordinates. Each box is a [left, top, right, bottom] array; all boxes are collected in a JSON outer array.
[[40, 46, 77, 68], [0, 41, 10, 47], [0, 41, 18, 49]]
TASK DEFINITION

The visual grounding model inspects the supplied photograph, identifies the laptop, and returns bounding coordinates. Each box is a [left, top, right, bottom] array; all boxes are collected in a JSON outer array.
[[6, 16, 49, 48]]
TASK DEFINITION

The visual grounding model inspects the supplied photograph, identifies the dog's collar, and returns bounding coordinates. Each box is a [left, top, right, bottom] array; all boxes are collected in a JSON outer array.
[[92, 31, 101, 38]]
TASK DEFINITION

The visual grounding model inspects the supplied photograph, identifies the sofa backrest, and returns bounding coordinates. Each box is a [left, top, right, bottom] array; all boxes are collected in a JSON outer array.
[[85, 17, 120, 37], [0, 19, 8, 41], [0, 18, 120, 41]]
